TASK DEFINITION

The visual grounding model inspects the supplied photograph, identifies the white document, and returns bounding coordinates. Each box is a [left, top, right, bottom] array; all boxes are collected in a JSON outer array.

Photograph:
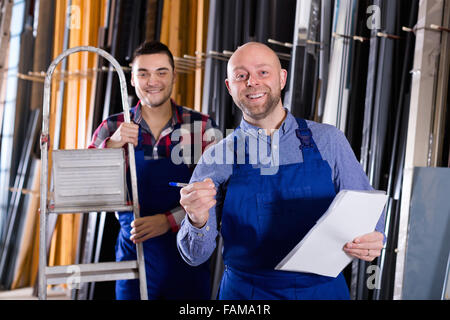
[[275, 190, 388, 277]]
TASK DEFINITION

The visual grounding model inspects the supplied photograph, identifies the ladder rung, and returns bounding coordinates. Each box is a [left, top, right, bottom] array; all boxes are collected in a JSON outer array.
[[48, 204, 133, 214], [45, 261, 139, 285]]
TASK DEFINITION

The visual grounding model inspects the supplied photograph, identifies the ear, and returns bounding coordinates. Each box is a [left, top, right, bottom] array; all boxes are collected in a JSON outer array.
[[279, 69, 287, 90], [172, 69, 177, 84], [131, 72, 135, 87], [225, 78, 232, 94]]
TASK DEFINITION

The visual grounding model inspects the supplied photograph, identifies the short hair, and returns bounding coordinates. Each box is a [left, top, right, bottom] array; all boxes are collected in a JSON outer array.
[[132, 41, 175, 70]]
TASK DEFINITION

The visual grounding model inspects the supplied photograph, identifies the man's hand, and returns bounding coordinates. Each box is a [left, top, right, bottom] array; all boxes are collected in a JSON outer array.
[[106, 122, 139, 148], [130, 214, 170, 243], [179, 178, 216, 228], [343, 231, 384, 262]]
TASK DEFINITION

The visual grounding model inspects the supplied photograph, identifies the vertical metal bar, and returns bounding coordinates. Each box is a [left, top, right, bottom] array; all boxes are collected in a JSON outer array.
[[353, 0, 381, 299], [394, 0, 444, 300], [74, 211, 98, 300], [373, 0, 419, 300], [284, 0, 305, 113], [53, 0, 71, 152], [38, 0, 73, 298], [317, 0, 333, 121], [88, 211, 107, 300], [0, 0, 14, 105], [442, 253, 450, 300], [102, 0, 121, 121], [303, 0, 320, 120], [0, 0, 26, 249], [0, 109, 39, 286], [154, 0, 164, 42], [39, 44, 52, 301], [430, 0, 450, 167]]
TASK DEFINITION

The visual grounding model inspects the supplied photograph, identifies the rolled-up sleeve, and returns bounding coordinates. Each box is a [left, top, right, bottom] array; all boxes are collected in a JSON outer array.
[[88, 119, 112, 149]]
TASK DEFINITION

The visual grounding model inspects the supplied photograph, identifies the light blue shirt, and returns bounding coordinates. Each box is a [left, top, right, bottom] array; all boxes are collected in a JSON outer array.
[[177, 109, 386, 266]]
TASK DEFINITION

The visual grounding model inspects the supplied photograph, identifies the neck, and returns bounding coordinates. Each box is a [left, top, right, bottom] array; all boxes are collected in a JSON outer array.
[[140, 99, 173, 140], [243, 103, 286, 134], [140, 99, 172, 124]]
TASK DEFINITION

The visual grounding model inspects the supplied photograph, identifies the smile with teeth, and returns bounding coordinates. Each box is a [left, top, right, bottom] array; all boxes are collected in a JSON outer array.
[[246, 92, 266, 100], [145, 88, 163, 93]]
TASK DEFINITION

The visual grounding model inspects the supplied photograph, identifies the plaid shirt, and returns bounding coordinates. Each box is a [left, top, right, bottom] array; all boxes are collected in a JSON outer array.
[[88, 99, 218, 232]]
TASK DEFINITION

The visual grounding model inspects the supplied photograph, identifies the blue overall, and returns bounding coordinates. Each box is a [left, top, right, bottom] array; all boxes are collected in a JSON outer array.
[[218, 118, 350, 300], [115, 128, 211, 300]]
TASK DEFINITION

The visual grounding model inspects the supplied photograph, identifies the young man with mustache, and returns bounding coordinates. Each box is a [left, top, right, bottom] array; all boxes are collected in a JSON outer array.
[[177, 42, 385, 300]]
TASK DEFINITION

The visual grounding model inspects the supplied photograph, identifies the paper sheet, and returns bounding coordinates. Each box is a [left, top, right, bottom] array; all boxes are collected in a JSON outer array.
[[275, 190, 388, 277]]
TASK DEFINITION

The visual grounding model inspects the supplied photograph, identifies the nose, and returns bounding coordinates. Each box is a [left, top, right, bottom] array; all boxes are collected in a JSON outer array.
[[145, 72, 160, 86], [146, 73, 156, 85], [246, 73, 259, 87]]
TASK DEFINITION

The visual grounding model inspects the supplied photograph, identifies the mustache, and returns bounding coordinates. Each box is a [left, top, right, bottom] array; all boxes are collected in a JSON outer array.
[[242, 87, 270, 95]]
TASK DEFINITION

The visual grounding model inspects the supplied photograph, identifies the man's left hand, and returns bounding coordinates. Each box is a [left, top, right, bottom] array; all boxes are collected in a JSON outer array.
[[130, 214, 170, 243], [343, 231, 384, 262]]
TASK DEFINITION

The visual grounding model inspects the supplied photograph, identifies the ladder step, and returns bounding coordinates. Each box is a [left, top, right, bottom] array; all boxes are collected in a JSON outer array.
[[52, 149, 128, 208], [48, 204, 133, 214], [45, 261, 139, 285]]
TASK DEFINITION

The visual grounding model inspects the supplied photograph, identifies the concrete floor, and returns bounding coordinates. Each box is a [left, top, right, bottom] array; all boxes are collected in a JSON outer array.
[[0, 286, 71, 300]]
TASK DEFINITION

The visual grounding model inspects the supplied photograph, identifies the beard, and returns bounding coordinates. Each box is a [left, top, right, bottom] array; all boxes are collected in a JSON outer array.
[[234, 86, 281, 121]]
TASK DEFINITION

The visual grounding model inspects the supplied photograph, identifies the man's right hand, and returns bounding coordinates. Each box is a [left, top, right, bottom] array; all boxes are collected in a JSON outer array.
[[106, 122, 139, 148], [180, 178, 217, 228]]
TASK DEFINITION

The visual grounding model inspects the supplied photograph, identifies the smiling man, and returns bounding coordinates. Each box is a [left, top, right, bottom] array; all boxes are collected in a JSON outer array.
[[177, 42, 386, 300], [89, 41, 216, 300]]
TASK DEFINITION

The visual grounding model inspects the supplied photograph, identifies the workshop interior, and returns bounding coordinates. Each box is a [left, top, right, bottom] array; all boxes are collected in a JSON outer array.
[[0, 0, 449, 300]]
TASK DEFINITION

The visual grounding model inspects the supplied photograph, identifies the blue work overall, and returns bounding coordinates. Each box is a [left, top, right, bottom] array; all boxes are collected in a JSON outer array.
[[115, 128, 211, 300], [218, 118, 350, 299]]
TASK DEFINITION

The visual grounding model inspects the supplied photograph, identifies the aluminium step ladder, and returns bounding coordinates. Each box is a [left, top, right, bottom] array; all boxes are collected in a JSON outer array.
[[39, 46, 147, 300]]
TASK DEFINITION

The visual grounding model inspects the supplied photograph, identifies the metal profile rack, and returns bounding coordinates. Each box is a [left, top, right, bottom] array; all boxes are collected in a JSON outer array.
[[38, 46, 147, 300]]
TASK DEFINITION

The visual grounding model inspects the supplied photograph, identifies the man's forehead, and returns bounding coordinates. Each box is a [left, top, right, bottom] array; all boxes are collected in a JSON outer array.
[[132, 53, 172, 69], [228, 43, 280, 72], [230, 63, 273, 72]]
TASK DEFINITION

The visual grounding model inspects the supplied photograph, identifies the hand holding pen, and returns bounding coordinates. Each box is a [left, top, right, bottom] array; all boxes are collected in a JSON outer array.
[[178, 178, 216, 228]]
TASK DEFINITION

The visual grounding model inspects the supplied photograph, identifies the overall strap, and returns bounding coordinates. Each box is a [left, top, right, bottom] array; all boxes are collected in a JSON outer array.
[[295, 118, 323, 162], [136, 125, 144, 150], [231, 126, 251, 170]]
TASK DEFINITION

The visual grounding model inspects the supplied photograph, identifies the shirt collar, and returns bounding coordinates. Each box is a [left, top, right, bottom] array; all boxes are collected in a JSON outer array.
[[238, 107, 296, 137], [132, 99, 183, 129]]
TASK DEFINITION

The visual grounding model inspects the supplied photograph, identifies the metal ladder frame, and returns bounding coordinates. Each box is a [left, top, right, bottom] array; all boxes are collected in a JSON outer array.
[[39, 46, 147, 300]]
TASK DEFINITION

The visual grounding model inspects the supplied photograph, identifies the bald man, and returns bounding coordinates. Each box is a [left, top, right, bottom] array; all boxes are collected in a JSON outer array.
[[176, 42, 386, 300]]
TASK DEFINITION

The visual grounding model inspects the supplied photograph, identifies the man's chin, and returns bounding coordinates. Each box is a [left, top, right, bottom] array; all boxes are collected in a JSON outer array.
[[141, 98, 168, 108], [243, 110, 267, 121], [241, 104, 277, 121]]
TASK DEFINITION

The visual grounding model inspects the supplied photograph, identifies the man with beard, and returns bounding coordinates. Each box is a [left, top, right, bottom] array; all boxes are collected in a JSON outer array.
[[176, 42, 385, 299], [89, 41, 215, 300]]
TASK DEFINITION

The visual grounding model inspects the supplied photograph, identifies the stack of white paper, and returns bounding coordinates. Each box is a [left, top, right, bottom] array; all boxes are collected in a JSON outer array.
[[275, 190, 388, 277]]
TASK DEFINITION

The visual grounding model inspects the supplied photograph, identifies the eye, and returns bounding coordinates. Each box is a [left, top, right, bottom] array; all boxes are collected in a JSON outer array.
[[235, 73, 248, 81], [137, 72, 149, 78], [158, 71, 168, 76], [260, 70, 269, 76]]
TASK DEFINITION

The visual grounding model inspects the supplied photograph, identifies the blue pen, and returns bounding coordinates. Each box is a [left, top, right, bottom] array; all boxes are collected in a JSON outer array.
[[168, 182, 189, 187]]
